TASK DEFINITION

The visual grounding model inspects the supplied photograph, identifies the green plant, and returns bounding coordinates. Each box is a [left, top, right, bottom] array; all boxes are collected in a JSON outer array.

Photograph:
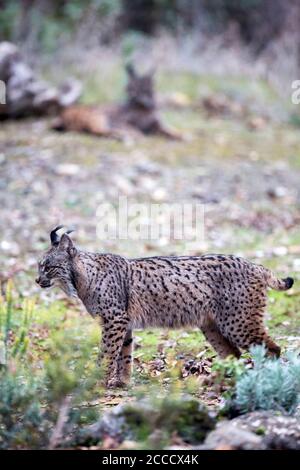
[[0, 370, 45, 449], [44, 328, 101, 402], [233, 346, 300, 415], [0, 1, 20, 40], [0, 284, 103, 448], [0, 281, 33, 366], [211, 355, 246, 391], [123, 395, 215, 447], [0, 0, 123, 51]]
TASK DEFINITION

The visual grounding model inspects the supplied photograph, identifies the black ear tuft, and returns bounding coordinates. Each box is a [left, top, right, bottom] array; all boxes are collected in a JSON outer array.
[[50, 225, 64, 246]]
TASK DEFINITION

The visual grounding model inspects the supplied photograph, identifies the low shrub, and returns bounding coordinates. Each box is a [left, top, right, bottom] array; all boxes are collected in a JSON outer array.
[[229, 346, 300, 415]]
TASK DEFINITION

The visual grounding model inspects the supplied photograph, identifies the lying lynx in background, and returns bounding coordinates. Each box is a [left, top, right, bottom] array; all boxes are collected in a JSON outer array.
[[36, 226, 294, 388], [52, 64, 182, 140]]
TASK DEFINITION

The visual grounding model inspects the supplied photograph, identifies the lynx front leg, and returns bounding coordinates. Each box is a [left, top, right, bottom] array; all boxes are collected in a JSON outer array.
[[117, 329, 133, 385], [99, 317, 130, 388], [153, 121, 184, 140]]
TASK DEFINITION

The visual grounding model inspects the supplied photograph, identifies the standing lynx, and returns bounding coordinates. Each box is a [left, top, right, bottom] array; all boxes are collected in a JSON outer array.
[[36, 226, 294, 388]]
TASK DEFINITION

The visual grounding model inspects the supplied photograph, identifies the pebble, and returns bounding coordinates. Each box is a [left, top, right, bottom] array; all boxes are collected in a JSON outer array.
[[56, 163, 80, 176], [272, 246, 288, 256], [151, 187, 167, 201], [113, 175, 134, 196], [0, 240, 20, 255], [292, 259, 300, 270]]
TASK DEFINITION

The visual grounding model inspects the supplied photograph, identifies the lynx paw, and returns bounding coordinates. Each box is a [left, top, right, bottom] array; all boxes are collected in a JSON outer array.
[[106, 377, 127, 389]]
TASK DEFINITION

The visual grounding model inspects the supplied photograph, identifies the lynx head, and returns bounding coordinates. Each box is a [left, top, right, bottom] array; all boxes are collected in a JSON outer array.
[[125, 63, 156, 110], [36, 226, 78, 297]]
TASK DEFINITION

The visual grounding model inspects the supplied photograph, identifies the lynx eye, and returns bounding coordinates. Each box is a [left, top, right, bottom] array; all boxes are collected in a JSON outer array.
[[43, 263, 51, 273]]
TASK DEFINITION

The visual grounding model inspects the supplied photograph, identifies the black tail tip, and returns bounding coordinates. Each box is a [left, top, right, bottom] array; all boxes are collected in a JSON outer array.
[[284, 277, 294, 289]]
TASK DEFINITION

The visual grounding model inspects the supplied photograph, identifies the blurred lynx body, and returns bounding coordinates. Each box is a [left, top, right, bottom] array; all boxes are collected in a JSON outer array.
[[37, 228, 294, 388], [53, 64, 181, 139]]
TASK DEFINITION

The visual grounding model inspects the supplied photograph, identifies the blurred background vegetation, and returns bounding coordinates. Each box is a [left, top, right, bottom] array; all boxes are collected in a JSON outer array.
[[1, 0, 300, 97], [0, 0, 294, 51], [1, 0, 300, 450]]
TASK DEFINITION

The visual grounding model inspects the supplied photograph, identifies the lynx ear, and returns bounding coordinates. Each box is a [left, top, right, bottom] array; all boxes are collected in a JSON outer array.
[[50, 225, 64, 246], [59, 233, 77, 257]]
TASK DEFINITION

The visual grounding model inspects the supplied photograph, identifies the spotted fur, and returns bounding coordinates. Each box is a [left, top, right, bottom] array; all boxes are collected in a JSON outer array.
[[36, 230, 294, 388]]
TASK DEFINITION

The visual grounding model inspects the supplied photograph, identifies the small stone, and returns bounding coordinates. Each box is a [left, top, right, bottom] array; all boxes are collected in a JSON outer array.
[[138, 176, 157, 192], [254, 250, 265, 258], [151, 188, 167, 202], [267, 186, 287, 199], [157, 237, 169, 247], [0, 240, 20, 256], [113, 175, 134, 196], [56, 163, 80, 176], [272, 246, 288, 256], [293, 259, 300, 270]]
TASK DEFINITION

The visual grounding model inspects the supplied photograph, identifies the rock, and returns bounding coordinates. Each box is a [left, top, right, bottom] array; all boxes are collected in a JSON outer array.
[[231, 411, 300, 450], [122, 397, 215, 445], [0, 41, 81, 118], [0, 42, 20, 81], [57, 79, 82, 107], [147, 429, 168, 448], [72, 397, 215, 448], [199, 421, 265, 450], [198, 411, 300, 450], [74, 404, 128, 446], [55, 163, 81, 177]]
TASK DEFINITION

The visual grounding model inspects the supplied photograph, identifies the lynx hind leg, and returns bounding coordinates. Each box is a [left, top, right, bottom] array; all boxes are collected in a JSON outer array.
[[201, 320, 241, 359], [232, 327, 281, 358], [117, 329, 133, 385], [217, 307, 281, 358], [262, 334, 281, 357]]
